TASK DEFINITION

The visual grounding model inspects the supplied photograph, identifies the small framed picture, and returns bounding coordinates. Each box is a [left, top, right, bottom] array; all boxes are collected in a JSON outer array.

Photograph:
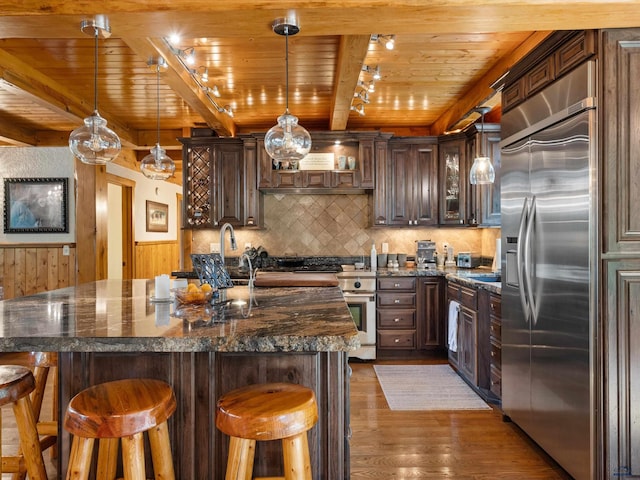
[[4, 177, 68, 233], [146, 200, 169, 232]]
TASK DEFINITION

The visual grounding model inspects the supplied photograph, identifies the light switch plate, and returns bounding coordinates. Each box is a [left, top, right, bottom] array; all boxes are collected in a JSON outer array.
[[62, 245, 70, 256]]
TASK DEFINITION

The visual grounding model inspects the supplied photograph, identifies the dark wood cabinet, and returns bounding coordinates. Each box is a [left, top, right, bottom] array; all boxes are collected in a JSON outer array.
[[447, 280, 478, 385], [257, 131, 381, 192], [417, 277, 444, 350], [376, 277, 417, 353], [438, 135, 467, 226], [180, 136, 261, 228], [377, 276, 444, 357], [488, 293, 502, 399], [465, 123, 501, 226], [386, 138, 438, 227]]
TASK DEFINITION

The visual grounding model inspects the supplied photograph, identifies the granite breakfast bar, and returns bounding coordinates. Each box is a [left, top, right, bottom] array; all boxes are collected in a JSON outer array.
[[0, 279, 358, 479]]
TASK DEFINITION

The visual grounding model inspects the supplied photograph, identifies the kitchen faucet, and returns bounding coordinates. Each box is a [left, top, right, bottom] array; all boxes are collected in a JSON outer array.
[[219, 223, 237, 263]]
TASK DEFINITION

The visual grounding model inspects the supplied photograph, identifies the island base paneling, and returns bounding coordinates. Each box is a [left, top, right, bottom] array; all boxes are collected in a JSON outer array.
[[58, 351, 349, 479]]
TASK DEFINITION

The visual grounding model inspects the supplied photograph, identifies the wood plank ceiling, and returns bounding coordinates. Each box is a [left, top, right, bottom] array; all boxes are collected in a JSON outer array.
[[1, 0, 640, 178]]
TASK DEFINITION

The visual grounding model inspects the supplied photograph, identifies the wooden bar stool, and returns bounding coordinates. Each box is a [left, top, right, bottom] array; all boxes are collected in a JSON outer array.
[[0, 351, 59, 474], [0, 364, 48, 479], [216, 382, 318, 480], [63, 378, 176, 480]]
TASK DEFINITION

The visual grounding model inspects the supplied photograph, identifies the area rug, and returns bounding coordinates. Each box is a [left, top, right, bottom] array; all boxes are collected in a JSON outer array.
[[373, 364, 491, 411]]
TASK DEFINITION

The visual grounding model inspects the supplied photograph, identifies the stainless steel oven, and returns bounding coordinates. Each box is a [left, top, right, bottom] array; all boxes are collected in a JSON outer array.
[[337, 270, 376, 360]]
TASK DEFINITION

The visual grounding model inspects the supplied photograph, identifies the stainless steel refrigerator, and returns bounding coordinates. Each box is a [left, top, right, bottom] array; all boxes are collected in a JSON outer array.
[[500, 60, 597, 480]]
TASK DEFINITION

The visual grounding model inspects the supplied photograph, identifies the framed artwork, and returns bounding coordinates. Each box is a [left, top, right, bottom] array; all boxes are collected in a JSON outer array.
[[3, 177, 68, 233], [146, 200, 169, 232]]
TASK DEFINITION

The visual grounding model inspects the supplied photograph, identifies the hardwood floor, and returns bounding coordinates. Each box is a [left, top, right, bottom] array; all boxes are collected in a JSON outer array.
[[349, 359, 574, 479]]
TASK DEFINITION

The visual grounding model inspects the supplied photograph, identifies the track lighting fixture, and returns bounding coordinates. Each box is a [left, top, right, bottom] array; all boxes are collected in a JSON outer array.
[[264, 18, 312, 167], [354, 90, 370, 104], [163, 38, 232, 118], [351, 103, 365, 116], [371, 34, 396, 50], [68, 15, 121, 165], [362, 64, 381, 81], [469, 106, 495, 185]]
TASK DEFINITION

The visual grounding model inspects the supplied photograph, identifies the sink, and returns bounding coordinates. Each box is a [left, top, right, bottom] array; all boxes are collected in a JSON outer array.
[[460, 273, 502, 283]]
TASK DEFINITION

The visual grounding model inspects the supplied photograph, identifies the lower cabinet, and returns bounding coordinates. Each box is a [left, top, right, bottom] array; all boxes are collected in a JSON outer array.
[[377, 276, 444, 358], [377, 277, 417, 353], [488, 293, 502, 400], [447, 281, 479, 386]]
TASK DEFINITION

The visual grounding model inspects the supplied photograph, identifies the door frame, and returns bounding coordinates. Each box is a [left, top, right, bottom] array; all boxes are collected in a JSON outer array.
[[106, 174, 135, 279]]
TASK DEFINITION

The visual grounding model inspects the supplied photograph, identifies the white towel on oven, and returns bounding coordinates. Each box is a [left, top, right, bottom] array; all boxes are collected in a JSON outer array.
[[448, 300, 460, 352]]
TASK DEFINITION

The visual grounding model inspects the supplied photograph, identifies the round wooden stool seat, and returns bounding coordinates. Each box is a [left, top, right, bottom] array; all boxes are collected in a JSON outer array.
[[64, 378, 176, 480], [0, 365, 48, 479], [216, 382, 318, 480]]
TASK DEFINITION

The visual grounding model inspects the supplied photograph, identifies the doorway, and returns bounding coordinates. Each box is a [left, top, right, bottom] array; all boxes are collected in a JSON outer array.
[[107, 175, 134, 279]]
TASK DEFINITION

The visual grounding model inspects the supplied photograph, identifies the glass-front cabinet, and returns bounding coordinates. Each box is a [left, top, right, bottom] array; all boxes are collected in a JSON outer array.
[[438, 135, 467, 225]]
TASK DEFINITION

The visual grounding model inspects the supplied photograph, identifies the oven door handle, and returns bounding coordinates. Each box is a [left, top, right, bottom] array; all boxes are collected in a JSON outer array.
[[342, 293, 375, 302]]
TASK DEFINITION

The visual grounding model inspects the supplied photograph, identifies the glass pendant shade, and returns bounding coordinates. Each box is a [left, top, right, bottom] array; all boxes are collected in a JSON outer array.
[[469, 106, 495, 185], [469, 156, 495, 184], [69, 111, 121, 165], [69, 17, 121, 165], [140, 144, 175, 180], [265, 19, 311, 167], [264, 111, 312, 166]]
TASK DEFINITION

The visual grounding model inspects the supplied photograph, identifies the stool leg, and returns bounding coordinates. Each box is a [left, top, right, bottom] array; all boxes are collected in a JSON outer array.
[[96, 437, 119, 479], [147, 420, 175, 480], [282, 432, 312, 480], [225, 437, 255, 480], [12, 395, 47, 480], [121, 432, 146, 480], [66, 436, 94, 480]]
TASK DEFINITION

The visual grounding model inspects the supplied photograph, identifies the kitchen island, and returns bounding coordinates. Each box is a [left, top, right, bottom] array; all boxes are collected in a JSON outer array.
[[0, 279, 358, 479]]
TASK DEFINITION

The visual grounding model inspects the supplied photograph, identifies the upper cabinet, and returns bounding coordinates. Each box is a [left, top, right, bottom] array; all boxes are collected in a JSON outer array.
[[180, 135, 261, 229], [466, 123, 501, 227], [385, 137, 438, 227], [257, 131, 382, 192], [438, 134, 467, 226], [438, 125, 501, 227]]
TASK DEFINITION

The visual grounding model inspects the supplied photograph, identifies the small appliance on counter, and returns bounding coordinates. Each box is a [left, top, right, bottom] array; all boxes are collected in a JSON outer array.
[[457, 252, 480, 268], [415, 240, 436, 269]]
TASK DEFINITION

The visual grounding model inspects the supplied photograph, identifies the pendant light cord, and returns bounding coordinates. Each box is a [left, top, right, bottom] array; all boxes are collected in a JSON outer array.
[[156, 65, 160, 143], [284, 25, 290, 113], [93, 28, 99, 112]]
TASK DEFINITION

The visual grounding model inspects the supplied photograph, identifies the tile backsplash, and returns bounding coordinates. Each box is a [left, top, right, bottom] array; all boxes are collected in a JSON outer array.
[[192, 194, 500, 260]]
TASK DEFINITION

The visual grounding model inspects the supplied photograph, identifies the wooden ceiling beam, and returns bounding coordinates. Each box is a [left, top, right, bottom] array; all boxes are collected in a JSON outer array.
[[0, 47, 139, 148], [330, 35, 370, 131], [120, 36, 236, 137], [3, 3, 640, 38], [0, 115, 35, 146], [431, 31, 552, 135]]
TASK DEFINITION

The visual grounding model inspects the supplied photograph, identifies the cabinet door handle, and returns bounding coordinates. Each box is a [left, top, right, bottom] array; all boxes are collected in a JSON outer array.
[[394, 299, 400, 304], [394, 338, 400, 343], [394, 283, 401, 287], [394, 318, 400, 322]]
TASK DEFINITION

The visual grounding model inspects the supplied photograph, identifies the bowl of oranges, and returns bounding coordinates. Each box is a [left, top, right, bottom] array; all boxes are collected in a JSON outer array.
[[173, 283, 214, 305]]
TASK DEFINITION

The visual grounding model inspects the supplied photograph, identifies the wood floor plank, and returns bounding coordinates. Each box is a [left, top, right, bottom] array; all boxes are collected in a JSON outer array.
[[349, 360, 573, 479]]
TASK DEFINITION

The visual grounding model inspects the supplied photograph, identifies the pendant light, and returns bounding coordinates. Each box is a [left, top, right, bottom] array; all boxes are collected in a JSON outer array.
[[469, 106, 495, 185], [69, 16, 121, 165], [264, 18, 311, 169], [140, 57, 176, 180]]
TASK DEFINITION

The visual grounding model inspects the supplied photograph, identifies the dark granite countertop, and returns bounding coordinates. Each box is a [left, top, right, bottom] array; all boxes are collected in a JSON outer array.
[[0, 279, 359, 353]]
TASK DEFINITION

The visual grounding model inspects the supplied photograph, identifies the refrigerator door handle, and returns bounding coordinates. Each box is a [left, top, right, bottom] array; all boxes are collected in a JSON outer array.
[[524, 196, 538, 325], [516, 197, 531, 323]]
